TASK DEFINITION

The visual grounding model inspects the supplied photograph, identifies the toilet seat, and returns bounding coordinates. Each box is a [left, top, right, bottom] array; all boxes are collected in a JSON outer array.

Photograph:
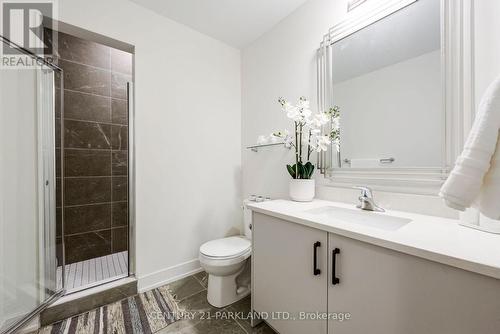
[[200, 236, 251, 259]]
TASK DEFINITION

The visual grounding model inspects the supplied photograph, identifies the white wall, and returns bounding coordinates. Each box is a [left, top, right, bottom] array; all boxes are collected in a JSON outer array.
[[58, 0, 242, 290], [241, 0, 459, 218], [242, 0, 348, 200]]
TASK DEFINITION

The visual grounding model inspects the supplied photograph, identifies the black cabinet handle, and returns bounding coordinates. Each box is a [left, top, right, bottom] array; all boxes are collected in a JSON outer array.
[[332, 248, 340, 285], [313, 241, 321, 276]]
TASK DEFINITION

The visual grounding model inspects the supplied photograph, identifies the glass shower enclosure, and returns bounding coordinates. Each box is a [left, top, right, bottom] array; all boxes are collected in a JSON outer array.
[[0, 36, 64, 334]]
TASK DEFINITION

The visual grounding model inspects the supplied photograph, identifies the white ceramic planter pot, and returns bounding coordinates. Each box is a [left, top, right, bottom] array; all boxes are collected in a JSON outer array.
[[289, 179, 315, 202]]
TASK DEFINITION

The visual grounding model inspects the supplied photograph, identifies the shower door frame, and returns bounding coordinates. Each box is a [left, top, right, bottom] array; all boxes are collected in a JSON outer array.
[[0, 35, 65, 334], [60, 79, 136, 292], [45, 22, 136, 292], [1, 29, 137, 332], [127, 81, 136, 278]]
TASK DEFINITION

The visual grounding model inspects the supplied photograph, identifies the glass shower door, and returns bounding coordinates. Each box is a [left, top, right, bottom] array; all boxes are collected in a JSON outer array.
[[0, 37, 64, 334]]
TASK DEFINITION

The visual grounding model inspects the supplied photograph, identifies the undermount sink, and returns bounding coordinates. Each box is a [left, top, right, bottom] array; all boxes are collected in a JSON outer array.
[[304, 206, 412, 231]]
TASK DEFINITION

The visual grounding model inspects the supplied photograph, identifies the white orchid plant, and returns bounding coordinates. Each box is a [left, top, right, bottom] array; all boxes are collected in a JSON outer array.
[[257, 97, 340, 179]]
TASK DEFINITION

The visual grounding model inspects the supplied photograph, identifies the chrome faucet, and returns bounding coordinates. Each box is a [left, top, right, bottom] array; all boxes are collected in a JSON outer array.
[[354, 186, 385, 212]]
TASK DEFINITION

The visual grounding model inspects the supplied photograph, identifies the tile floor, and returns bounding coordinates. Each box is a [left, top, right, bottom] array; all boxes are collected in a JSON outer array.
[[39, 271, 275, 334]]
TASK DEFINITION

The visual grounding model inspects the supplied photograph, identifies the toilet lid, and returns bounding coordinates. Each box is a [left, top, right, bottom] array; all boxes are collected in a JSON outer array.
[[200, 236, 251, 258]]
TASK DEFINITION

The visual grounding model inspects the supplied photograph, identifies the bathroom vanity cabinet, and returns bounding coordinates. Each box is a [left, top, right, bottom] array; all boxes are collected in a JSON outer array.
[[253, 213, 328, 334], [252, 211, 500, 334]]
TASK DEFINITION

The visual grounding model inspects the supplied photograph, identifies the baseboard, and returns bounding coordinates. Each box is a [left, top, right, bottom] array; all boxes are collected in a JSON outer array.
[[137, 258, 202, 292]]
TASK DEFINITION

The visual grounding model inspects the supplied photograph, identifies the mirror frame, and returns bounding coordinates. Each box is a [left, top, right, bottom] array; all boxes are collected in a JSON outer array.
[[319, 0, 475, 195]]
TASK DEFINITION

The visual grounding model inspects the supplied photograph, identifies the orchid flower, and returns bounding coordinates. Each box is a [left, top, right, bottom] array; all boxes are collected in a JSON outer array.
[[255, 97, 340, 179], [309, 112, 330, 129], [314, 135, 331, 152]]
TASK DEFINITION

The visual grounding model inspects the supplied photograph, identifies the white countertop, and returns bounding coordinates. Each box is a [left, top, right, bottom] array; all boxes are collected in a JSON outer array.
[[247, 199, 500, 280]]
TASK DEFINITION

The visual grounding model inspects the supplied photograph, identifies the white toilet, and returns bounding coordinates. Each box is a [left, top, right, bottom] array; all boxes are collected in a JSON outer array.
[[199, 200, 253, 308]]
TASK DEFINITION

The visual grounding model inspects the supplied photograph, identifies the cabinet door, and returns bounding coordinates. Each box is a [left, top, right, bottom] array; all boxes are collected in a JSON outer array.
[[328, 233, 500, 334], [253, 213, 328, 334]]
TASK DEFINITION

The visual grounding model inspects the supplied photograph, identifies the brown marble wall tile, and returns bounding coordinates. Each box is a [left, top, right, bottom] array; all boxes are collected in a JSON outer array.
[[64, 90, 111, 123], [111, 98, 127, 124], [111, 72, 131, 99], [112, 227, 128, 253], [60, 59, 111, 96], [64, 203, 112, 235], [53, 30, 132, 266], [56, 148, 61, 176], [64, 177, 111, 206], [111, 151, 127, 176], [111, 125, 128, 150], [55, 118, 61, 148], [55, 88, 61, 119], [112, 202, 128, 227], [65, 120, 111, 149], [56, 178, 62, 207], [111, 48, 132, 75], [57, 31, 111, 69], [56, 208, 62, 237], [65, 149, 111, 177], [112, 177, 128, 202], [65, 230, 111, 263], [56, 237, 63, 266]]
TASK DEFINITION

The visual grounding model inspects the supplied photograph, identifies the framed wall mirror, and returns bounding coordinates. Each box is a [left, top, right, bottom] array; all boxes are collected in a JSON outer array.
[[317, 0, 474, 195]]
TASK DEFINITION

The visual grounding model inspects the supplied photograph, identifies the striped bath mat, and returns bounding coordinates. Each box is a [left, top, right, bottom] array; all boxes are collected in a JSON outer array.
[[39, 285, 181, 334]]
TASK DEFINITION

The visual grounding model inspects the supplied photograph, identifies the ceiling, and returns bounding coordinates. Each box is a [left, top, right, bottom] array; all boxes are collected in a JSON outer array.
[[129, 0, 309, 48]]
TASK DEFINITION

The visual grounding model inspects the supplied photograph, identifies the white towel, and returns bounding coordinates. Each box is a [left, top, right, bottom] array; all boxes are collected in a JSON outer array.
[[439, 76, 500, 220]]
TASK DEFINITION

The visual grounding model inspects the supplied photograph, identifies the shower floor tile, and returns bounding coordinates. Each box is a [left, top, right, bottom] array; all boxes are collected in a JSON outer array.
[[57, 251, 128, 291]]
